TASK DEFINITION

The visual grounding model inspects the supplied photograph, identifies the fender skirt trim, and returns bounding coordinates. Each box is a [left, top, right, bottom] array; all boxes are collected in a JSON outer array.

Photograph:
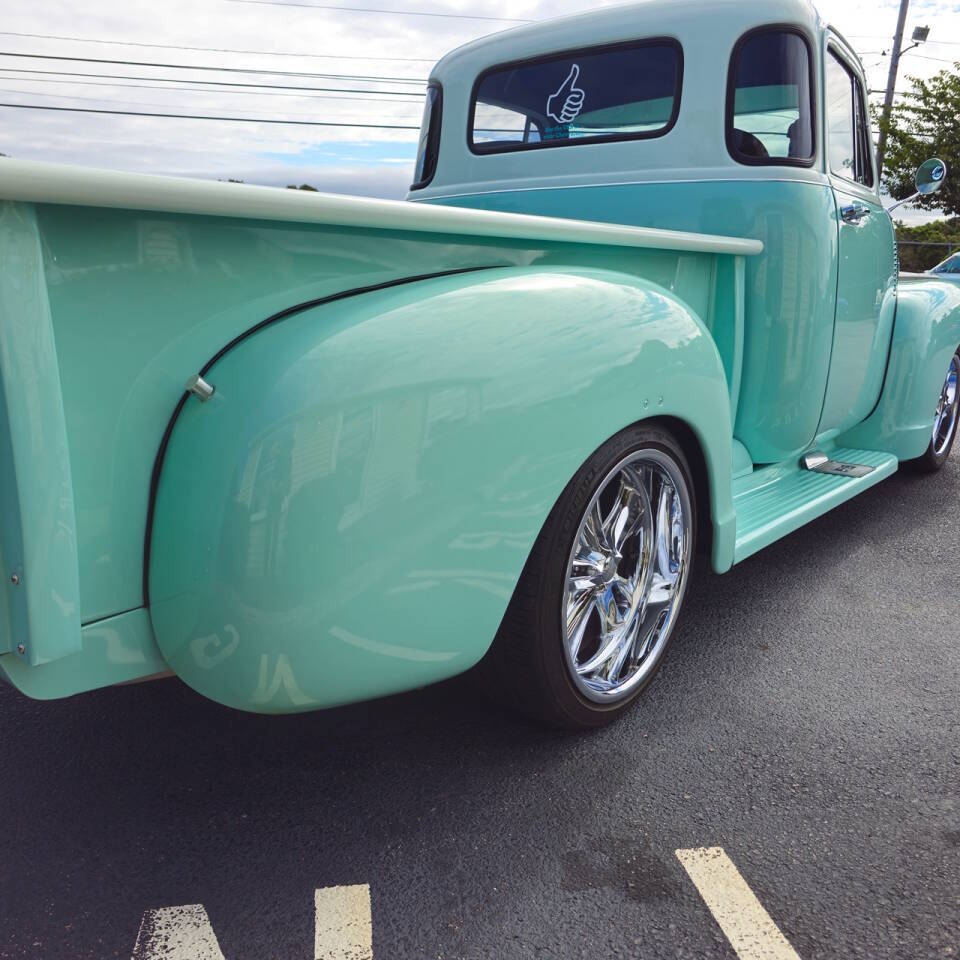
[[141, 265, 499, 607]]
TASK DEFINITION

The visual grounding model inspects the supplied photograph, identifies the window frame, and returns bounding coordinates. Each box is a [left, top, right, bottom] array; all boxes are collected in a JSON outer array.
[[410, 82, 443, 191], [825, 44, 876, 190], [725, 23, 818, 169], [466, 37, 684, 156]]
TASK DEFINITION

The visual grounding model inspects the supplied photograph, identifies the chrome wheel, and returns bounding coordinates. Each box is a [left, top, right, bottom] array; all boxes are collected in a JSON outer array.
[[562, 449, 692, 704], [933, 355, 959, 457]]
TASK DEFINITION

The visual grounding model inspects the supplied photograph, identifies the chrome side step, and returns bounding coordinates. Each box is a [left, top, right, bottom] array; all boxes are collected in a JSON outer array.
[[800, 450, 876, 478]]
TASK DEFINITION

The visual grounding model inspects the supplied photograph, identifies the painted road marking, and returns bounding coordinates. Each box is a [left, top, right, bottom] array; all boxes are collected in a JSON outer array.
[[131, 904, 226, 960], [131, 885, 373, 958], [676, 847, 802, 960], [315, 884, 373, 960]]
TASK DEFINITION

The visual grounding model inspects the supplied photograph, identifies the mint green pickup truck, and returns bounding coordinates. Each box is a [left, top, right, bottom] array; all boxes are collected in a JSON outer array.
[[1, 0, 958, 727]]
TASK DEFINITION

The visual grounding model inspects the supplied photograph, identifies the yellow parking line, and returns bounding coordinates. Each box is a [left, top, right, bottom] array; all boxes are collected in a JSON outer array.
[[676, 847, 802, 960], [314, 884, 373, 960]]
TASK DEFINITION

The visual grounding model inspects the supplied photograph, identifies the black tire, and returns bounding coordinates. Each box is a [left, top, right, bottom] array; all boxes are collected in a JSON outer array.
[[478, 423, 697, 730], [908, 349, 960, 473]]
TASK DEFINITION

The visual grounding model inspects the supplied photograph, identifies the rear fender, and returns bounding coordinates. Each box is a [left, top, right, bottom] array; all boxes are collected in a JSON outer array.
[[148, 266, 734, 712], [839, 277, 960, 460]]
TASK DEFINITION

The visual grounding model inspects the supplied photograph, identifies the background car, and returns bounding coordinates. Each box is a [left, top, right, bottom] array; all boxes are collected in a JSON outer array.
[[929, 252, 960, 278]]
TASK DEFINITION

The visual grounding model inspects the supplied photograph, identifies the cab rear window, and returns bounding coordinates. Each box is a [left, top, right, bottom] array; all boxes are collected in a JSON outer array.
[[726, 27, 815, 166], [469, 39, 682, 154]]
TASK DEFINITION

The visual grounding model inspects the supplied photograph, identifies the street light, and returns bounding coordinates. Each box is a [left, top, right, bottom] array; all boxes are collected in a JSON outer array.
[[876, 2, 931, 178]]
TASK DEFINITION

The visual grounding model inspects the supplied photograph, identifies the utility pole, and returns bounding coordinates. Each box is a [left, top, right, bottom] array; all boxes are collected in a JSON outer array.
[[875, 0, 910, 179]]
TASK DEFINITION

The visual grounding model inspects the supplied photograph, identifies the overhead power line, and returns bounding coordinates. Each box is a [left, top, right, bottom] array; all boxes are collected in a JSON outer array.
[[225, 0, 534, 21], [0, 66, 425, 97], [0, 101, 421, 128], [0, 30, 437, 62], [1, 75, 426, 105], [0, 51, 427, 83], [0, 85, 422, 121], [859, 50, 957, 66], [847, 34, 960, 46], [911, 52, 960, 63]]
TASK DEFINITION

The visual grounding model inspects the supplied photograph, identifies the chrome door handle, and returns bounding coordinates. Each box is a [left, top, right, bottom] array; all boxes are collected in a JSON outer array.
[[841, 202, 871, 223]]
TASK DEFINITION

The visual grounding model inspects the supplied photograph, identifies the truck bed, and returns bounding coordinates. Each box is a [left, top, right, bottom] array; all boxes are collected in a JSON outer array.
[[0, 159, 759, 691]]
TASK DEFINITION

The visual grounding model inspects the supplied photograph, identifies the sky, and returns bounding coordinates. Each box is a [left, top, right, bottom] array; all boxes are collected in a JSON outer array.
[[2, 0, 960, 219]]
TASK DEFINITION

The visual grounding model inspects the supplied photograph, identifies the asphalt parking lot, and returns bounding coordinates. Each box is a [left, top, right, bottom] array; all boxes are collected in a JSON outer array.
[[1, 454, 958, 960]]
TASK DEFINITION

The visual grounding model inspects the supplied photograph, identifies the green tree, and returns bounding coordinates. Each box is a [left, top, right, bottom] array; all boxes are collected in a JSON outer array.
[[879, 62, 960, 217], [894, 218, 960, 271], [286, 183, 318, 191]]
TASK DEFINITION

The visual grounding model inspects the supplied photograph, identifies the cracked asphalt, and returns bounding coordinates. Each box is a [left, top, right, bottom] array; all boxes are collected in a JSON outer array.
[[1, 453, 958, 959]]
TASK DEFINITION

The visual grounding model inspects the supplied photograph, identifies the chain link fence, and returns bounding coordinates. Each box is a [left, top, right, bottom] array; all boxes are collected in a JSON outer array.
[[896, 240, 957, 273]]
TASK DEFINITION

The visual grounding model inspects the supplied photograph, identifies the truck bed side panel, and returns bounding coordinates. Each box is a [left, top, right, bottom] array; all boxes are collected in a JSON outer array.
[[32, 203, 742, 626], [0, 201, 81, 665]]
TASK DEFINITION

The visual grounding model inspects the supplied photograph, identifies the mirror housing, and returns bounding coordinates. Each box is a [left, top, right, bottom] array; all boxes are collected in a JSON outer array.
[[915, 158, 947, 195], [886, 158, 947, 215]]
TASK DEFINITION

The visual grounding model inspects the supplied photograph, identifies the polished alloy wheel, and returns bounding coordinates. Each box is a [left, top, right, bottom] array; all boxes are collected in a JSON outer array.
[[933, 354, 959, 458], [562, 449, 692, 703]]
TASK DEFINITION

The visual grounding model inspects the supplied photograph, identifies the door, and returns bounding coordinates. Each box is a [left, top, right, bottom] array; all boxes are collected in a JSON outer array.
[[818, 45, 897, 435]]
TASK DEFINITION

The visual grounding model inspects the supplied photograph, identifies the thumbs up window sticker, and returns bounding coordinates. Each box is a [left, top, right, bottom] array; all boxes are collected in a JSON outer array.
[[546, 64, 586, 125], [470, 39, 682, 155]]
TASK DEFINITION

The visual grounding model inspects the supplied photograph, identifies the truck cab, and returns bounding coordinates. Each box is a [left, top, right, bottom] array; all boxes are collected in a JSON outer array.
[[409, 0, 897, 468]]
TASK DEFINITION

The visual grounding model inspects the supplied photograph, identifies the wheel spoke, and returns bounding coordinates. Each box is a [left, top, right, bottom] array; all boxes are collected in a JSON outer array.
[[633, 573, 675, 661], [605, 610, 643, 683], [569, 552, 604, 593], [582, 500, 610, 554], [575, 620, 625, 677], [603, 469, 648, 553], [566, 587, 595, 662], [653, 478, 683, 583]]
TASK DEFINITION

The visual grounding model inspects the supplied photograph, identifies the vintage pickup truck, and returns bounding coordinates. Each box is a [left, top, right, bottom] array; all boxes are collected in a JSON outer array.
[[1, 0, 958, 728]]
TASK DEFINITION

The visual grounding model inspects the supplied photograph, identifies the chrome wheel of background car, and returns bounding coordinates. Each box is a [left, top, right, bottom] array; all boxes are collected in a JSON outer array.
[[562, 449, 692, 704], [933, 354, 959, 457]]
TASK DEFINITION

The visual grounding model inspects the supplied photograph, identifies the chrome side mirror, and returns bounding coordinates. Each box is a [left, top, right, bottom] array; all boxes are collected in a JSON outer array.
[[887, 158, 947, 214], [915, 158, 946, 195]]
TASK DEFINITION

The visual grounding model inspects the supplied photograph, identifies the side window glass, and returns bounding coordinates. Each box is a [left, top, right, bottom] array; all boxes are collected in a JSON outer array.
[[727, 29, 814, 164], [827, 51, 873, 187], [411, 85, 442, 190], [826, 52, 855, 178], [853, 78, 874, 187]]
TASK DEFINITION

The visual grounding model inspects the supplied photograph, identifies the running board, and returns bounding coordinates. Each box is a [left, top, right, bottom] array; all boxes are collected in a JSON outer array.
[[733, 446, 898, 564], [800, 450, 876, 478]]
